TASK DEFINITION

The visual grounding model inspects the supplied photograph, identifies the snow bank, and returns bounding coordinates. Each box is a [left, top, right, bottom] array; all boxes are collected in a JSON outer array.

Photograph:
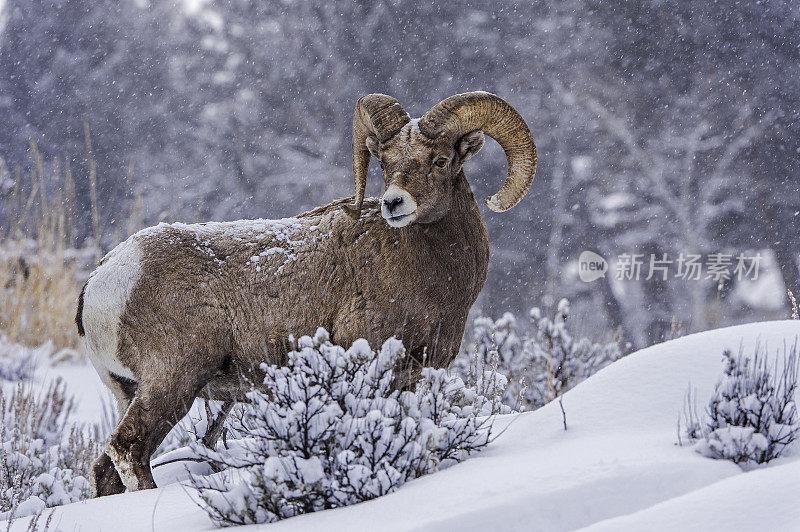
[[579, 458, 800, 531], [5, 320, 800, 531]]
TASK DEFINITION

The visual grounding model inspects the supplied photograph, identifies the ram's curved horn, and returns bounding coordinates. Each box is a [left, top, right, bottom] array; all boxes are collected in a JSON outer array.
[[418, 92, 536, 212], [346, 94, 410, 217]]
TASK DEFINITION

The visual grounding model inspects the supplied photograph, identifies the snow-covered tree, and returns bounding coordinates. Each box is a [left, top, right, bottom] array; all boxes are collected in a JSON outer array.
[[0, 0, 191, 238]]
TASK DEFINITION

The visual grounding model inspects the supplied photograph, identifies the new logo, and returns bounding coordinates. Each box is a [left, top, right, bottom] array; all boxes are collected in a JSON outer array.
[[578, 251, 608, 282]]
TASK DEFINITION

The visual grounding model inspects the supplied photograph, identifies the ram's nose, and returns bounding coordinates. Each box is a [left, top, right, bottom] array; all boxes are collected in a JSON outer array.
[[383, 196, 404, 214], [381, 185, 418, 227]]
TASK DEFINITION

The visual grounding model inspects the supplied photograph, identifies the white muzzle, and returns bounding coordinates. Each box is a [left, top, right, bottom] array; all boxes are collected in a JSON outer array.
[[381, 185, 418, 228]]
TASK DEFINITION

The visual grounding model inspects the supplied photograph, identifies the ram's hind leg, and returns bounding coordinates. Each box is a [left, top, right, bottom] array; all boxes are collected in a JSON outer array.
[[91, 453, 125, 497], [202, 400, 234, 449], [106, 366, 211, 492], [91, 373, 137, 497]]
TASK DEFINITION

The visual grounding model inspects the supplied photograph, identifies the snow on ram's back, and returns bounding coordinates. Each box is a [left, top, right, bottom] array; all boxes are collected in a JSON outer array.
[[7, 320, 800, 531]]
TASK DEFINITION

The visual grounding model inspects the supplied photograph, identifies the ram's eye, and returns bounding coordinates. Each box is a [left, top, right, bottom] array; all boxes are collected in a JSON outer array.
[[434, 158, 448, 168]]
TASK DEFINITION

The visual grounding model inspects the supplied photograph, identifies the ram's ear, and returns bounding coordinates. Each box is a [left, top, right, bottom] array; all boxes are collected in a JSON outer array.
[[365, 136, 380, 158], [456, 130, 485, 163]]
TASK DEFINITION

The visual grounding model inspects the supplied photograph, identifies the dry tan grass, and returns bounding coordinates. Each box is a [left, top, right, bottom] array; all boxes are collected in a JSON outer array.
[[0, 247, 83, 353], [1, 132, 141, 357]]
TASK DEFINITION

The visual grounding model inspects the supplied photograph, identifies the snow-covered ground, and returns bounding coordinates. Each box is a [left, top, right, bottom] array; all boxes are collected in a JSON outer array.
[[5, 320, 800, 531]]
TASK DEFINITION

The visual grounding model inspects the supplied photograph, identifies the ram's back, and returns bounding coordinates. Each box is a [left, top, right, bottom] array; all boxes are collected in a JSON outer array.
[[78, 199, 386, 384]]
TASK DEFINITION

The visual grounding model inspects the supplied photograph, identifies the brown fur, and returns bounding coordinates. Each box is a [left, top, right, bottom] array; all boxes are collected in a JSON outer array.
[[86, 121, 496, 496]]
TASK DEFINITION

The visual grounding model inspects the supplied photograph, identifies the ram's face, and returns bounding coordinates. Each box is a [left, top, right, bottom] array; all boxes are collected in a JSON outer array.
[[367, 122, 484, 228]]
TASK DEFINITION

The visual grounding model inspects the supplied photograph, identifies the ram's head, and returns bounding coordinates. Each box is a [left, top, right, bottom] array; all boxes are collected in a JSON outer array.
[[348, 92, 537, 227]]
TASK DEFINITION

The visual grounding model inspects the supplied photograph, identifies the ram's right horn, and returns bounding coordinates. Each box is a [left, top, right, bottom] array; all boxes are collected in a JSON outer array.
[[419, 92, 537, 212]]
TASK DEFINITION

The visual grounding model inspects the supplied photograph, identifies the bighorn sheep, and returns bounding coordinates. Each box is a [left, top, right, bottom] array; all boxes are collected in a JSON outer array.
[[77, 92, 537, 496]]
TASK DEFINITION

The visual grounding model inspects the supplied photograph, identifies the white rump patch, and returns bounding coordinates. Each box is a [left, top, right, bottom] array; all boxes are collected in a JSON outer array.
[[82, 237, 142, 382]]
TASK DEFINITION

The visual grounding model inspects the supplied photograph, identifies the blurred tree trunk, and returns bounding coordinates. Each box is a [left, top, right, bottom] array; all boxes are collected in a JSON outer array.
[[641, 243, 674, 345], [597, 272, 634, 346], [763, 199, 800, 308]]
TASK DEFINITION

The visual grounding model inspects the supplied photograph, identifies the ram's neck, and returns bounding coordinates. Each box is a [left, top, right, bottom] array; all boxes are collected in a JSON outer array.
[[443, 170, 487, 234], [413, 170, 490, 296]]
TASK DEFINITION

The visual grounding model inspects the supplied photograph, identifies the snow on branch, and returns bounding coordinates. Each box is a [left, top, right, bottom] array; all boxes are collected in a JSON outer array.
[[788, 290, 799, 320], [0, 376, 102, 520]]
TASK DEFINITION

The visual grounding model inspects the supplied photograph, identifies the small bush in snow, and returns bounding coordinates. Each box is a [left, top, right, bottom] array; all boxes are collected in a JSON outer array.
[[455, 299, 624, 409], [0, 337, 37, 382], [0, 378, 101, 520], [527, 299, 623, 404], [683, 342, 799, 464], [189, 329, 497, 526]]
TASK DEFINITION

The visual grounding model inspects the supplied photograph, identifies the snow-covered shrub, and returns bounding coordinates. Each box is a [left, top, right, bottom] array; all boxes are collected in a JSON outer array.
[[455, 314, 516, 413], [0, 378, 101, 519], [468, 313, 525, 380], [189, 329, 496, 526], [683, 342, 799, 464], [0, 339, 32, 382], [527, 299, 623, 405], [154, 412, 203, 458], [455, 299, 623, 410]]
